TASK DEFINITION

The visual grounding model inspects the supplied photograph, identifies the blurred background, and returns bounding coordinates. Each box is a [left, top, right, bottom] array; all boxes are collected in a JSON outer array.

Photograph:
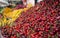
[[0, 0, 42, 7]]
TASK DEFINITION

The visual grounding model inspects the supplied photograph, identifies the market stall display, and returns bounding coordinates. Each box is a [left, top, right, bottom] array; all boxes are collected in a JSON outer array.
[[0, 0, 60, 38]]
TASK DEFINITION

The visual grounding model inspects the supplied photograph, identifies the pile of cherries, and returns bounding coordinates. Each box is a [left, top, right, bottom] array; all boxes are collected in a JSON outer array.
[[0, 0, 60, 38]]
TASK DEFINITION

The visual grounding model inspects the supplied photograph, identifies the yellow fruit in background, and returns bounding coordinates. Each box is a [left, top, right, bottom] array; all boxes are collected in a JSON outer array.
[[3, 7, 12, 16], [2, 9, 23, 25], [3, 18, 7, 24], [0, 5, 32, 26]]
